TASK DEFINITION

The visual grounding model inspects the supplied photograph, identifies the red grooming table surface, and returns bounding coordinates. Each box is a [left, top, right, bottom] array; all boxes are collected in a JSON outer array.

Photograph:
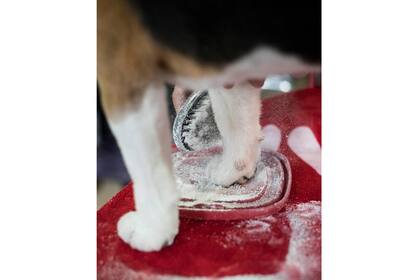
[[98, 88, 321, 279]]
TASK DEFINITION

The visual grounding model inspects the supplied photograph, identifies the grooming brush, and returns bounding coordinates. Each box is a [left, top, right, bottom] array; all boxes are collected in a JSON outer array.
[[173, 90, 221, 151]]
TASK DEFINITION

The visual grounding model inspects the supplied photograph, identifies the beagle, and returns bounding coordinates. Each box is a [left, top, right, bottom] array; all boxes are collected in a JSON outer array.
[[97, 0, 320, 251]]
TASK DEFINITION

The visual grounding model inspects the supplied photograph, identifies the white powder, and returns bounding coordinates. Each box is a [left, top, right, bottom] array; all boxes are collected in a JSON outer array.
[[243, 220, 271, 234], [172, 149, 285, 210], [100, 201, 321, 280], [283, 201, 321, 279]]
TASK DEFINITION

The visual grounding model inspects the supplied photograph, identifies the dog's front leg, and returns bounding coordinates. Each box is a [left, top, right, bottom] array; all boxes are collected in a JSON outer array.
[[101, 84, 179, 252], [207, 83, 262, 186]]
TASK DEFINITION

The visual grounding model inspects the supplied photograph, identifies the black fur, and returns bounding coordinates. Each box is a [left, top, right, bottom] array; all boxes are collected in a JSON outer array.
[[130, 0, 320, 65]]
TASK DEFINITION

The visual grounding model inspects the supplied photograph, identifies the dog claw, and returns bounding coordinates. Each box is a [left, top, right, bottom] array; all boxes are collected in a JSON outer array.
[[237, 176, 249, 184]]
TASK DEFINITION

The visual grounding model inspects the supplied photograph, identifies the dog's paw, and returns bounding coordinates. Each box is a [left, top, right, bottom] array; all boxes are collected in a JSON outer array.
[[207, 153, 257, 186], [117, 210, 179, 252]]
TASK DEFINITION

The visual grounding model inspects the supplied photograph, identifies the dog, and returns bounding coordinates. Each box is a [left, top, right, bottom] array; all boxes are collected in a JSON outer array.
[[98, 0, 320, 252]]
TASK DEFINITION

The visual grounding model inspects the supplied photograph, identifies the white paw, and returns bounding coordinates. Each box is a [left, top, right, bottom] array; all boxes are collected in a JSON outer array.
[[207, 149, 259, 186], [117, 209, 179, 252]]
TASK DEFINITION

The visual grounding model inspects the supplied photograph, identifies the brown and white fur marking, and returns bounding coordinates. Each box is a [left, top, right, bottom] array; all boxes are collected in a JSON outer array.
[[98, 0, 319, 251]]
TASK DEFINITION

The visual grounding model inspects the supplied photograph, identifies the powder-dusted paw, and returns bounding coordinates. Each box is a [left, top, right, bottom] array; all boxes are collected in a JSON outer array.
[[207, 154, 257, 186], [117, 210, 179, 252]]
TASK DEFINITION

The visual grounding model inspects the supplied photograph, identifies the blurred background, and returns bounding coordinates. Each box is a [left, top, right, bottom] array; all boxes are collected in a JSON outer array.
[[97, 73, 321, 208]]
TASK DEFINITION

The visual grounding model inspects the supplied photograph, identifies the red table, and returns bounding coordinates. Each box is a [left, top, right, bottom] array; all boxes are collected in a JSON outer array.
[[98, 88, 321, 279]]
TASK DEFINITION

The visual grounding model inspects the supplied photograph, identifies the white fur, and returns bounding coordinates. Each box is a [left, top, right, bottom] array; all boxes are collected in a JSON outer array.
[[173, 47, 319, 90], [207, 83, 262, 185], [109, 85, 179, 252]]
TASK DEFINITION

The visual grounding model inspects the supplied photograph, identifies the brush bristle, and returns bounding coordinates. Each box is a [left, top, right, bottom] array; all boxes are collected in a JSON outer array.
[[180, 94, 221, 151]]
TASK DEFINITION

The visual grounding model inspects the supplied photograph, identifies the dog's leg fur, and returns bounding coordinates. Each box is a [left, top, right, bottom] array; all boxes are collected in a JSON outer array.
[[207, 84, 262, 186], [101, 84, 179, 252], [98, 0, 179, 252], [98, 0, 222, 252]]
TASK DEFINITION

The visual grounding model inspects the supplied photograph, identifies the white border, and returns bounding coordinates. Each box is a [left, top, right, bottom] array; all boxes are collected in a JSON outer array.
[[323, 0, 420, 279], [1, 0, 420, 279], [0, 1, 96, 279]]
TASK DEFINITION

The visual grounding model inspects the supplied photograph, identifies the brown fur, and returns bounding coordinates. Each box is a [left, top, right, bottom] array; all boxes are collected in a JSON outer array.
[[98, 0, 219, 119]]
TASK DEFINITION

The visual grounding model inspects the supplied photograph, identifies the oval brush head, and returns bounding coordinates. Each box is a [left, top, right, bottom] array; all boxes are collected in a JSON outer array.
[[173, 90, 221, 151]]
